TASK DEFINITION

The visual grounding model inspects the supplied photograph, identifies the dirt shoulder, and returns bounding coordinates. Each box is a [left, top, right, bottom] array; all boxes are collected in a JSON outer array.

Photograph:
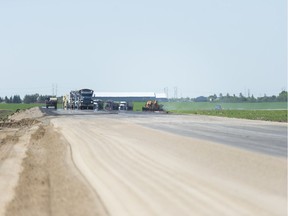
[[0, 108, 107, 216]]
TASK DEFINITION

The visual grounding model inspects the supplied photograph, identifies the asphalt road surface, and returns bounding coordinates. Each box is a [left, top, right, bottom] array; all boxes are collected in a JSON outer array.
[[50, 109, 287, 216], [53, 108, 287, 157]]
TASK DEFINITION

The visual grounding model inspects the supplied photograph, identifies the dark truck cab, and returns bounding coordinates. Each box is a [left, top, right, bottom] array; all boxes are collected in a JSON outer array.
[[78, 89, 94, 110], [45, 96, 58, 109]]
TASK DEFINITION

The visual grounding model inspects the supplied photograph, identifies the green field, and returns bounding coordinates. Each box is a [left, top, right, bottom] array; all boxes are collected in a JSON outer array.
[[0, 103, 43, 111], [162, 102, 287, 111], [0, 103, 43, 121], [169, 110, 287, 122], [165, 102, 287, 122], [134, 101, 287, 111], [134, 101, 287, 122]]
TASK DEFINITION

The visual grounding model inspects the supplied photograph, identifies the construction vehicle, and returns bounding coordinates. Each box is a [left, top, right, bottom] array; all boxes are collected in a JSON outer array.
[[104, 100, 119, 111], [45, 96, 58, 109], [142, 100, 163, 111], [62, 95, 69, 110], [93, 99, 104, 111], [119, 101, 133, 111], [69, 91, 80, 109], [68, 89, 94, 110], [78, 89, 94, 110]]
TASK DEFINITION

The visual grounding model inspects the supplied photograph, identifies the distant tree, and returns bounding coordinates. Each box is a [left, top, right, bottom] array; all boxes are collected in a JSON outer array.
[[4, 96, 9, 103], [37, 95, 49, 103], [277, 91, 287, 102], [248, 94, 257, 102], [23, 94, 39, 103], [271, 95, 277, 102], [239, 93, 247, 102], [200, 90, 286, 103], [258, 94, 269, 102], [12, 95, 22, 103]]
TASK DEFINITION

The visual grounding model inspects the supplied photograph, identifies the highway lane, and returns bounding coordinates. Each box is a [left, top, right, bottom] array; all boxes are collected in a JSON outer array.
[[117, 113, 287, 157], [48, 109, 287, 157], [49, 111, 287, 216]]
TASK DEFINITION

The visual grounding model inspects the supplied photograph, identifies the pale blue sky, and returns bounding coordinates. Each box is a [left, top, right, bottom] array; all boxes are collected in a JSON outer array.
[[0, 0, 286, 98]]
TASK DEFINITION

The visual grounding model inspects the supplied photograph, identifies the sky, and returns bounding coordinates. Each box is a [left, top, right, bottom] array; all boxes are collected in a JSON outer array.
[[0, 0, 287, 99]]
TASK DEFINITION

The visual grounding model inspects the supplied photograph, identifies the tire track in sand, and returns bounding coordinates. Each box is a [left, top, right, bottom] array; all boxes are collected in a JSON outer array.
[[52, 117, 287, 216]]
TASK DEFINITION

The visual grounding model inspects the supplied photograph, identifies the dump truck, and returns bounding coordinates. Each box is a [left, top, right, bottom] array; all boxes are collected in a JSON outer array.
[[69, 89, 94, 110], [142, 100, 163, 111], [45, 96, 58, 109], [78, 89, 94, 110]]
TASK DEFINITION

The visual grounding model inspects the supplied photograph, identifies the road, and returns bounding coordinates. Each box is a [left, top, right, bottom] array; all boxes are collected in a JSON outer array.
[[50, 109, 287, 216], [53, 109, 287, 157], [1, 108, 287, 216]]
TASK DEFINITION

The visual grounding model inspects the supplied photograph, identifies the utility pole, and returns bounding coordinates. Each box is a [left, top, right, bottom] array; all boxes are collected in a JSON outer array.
[[52, 83, 58, 96], [164, 87, 169, 98], [56, 84, 58, 96], [174, 86, 178, 99]]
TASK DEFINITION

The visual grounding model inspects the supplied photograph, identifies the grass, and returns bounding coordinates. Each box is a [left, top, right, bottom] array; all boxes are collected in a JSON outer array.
[[133, 102, 146, 111], [164, 102, 287, 122], [162, 102, 287, 111], [169, 109, 287, 122], [134, 101, 287, 122], [0, 103, 44, 111]]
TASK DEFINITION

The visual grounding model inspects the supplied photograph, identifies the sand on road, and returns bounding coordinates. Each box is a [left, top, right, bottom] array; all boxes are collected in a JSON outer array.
[[0, 108, 107, 216], [52, 115, 287, 216], [0, 108, 287, 216]]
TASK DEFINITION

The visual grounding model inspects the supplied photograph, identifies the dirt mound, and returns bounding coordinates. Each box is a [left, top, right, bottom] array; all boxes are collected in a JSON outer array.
[[8, 107, 44, 121], [0, 118, 40, 128], [0, 134, 19, 145]]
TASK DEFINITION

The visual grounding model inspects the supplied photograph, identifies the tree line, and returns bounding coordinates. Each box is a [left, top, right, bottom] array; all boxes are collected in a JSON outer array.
[[0, 94, 52, 104], [170, 91, 287, 103]]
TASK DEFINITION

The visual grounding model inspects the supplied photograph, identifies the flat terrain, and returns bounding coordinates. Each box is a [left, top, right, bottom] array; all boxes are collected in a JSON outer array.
[[0, 108, 287, 216]]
